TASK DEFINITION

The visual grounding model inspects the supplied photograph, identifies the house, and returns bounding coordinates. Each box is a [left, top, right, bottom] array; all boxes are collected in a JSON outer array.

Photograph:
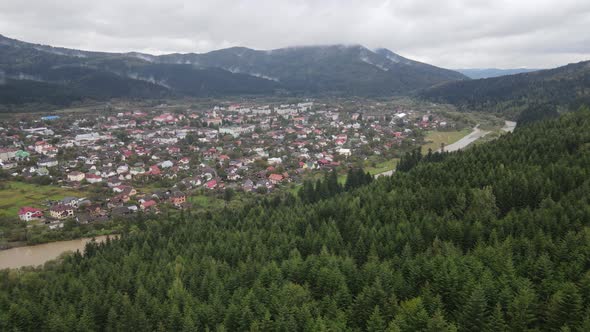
[[18, 207, 43, 221], [15, 150, 30, 160], [36, 167, 50, 176], [121, 186, 137, 197], [206, 179, 217, 189], [61, 197, 80, 208], [153, 113, 177, 123], [108, 195, 129, 208], [117, 164, 129, 174], [50, 204, 75, 219], [1, 161, 17, 169], [84, 204, 107, 218], [140, 199, 157, 211], [227, 172, 241, 181], [243, 179, 254, 192], [169, 191, 187, 207], [67, 171, 85, 182], [85, 173, 103, 184], [268, 173, 284, 185], [76, 213, 108, 224], [34, 141, 50, 154], [111, 206, 133, 218], [107, 177, 122, 188], [37, 158, 58, 168], [130, 166, 145, 176], [168, 146, 181, 154], [268, 157, 282, 165], [148, 165, 161, 176], [338, 148, 352, 157], [0, 148, 17, 161], [206, 117, 222, 126], [161, 160, 174, 169]]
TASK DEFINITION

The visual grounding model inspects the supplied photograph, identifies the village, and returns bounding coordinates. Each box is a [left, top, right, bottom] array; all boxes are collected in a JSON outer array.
[[0, 98, 463, 231]]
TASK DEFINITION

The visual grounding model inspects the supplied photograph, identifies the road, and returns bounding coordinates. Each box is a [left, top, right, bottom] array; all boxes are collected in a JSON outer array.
[[440, 125, 489, 152], [375, 121, 516, 178]]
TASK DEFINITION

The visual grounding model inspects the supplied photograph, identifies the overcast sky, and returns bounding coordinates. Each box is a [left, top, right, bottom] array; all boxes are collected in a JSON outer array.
[[1, 0, 589, 69]]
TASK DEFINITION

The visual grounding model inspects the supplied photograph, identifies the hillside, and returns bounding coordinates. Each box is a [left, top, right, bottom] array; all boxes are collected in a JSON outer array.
[[456, 68, 540, 79], [420, 61, 590, 117], [0, 34, 467, 109], [2, 109, 590, 331], [0, 35, 278, 108], [156, 45, 467, 95]]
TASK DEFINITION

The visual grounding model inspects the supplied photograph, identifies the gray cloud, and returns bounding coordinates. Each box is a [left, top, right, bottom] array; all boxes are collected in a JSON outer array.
[[0, 0, 589, 68]]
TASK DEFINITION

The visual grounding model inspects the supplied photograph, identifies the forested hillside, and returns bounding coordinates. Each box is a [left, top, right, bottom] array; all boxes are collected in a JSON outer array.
[[420, 61, 590, 117], [2, 109, 590, 331], [0, 34, 466, 109]]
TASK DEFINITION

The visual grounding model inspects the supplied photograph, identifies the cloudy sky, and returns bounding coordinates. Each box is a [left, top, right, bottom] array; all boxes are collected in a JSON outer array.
[[1, 0, 589, 69]]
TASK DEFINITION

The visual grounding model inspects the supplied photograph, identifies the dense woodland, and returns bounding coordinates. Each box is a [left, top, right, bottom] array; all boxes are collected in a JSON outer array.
[[420, 61, 590, 117], [1, 108, 590, 331]]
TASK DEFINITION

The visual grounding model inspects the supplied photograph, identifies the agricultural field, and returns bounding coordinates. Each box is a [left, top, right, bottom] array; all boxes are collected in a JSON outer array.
[[422, 128, 472, 153], [365, 158, 400, 176]]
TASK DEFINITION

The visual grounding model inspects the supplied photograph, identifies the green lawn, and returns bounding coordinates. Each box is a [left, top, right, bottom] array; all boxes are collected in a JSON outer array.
[[422, 128, 472, 153], [188, 192, 250, 211], [188, 194, 221, 208], [0, 181, 86, 219], [365, 158, 400, 176]]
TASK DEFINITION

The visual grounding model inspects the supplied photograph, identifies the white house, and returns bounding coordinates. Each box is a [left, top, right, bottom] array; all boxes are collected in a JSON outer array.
[[67, 171, 85, 182]]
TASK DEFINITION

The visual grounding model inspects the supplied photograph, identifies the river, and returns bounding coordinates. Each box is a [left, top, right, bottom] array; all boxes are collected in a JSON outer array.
[[0, 235, 116, 269]]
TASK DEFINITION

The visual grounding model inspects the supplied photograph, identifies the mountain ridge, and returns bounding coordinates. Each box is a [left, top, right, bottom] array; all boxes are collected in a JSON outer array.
[[420, 60, 590, 117], [0, 34, 467, 108]]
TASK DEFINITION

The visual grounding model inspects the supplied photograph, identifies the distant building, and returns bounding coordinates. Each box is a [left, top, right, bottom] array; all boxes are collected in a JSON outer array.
[[50, 204, 75, 220], [219, 125, 255, 138], [268, 174, 284, 184], [169, 191, 187, 207], [0, 148, 17, 161], [18, 207, 43, 221], [67, 171, 85, 182], [41, 115, 60, 121]]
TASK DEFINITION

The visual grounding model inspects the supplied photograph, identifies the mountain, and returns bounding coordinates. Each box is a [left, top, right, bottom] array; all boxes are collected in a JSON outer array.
[[155, 45, 467, 95], [0, 34, 467, 108], [456, 68, 540, 79], [0, 34, 278, 108], [420, 60, 590, 116], [3, 109, 590, 330]]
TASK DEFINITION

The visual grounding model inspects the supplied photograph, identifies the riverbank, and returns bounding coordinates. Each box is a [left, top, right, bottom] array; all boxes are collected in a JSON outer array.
[[0, 235, 118, 269], [1, 226, 120, 251]]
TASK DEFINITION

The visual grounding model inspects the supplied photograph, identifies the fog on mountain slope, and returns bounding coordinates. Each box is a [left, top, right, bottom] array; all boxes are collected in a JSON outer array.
[[0, 34, 467, 108]]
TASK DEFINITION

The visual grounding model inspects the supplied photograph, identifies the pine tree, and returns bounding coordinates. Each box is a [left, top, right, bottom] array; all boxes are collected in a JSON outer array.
[[367, 306, 386, 332], [460, 286, 489, 332], [546, 282, 583, 331], [77, 306, 97, 332], [508, 285, 537, 331], [486, 303, 507, 332], [426, 309, 456, 332]]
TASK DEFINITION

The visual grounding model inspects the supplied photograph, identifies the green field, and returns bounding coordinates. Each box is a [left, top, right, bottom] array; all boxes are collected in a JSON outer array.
[[365, 158, 400, 176], [422, 128, 472, 153], [0, 181, 86, 219]]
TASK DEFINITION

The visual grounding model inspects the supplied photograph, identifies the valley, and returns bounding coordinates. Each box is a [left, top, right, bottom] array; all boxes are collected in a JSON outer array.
[[1, 9, 589, 330]]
